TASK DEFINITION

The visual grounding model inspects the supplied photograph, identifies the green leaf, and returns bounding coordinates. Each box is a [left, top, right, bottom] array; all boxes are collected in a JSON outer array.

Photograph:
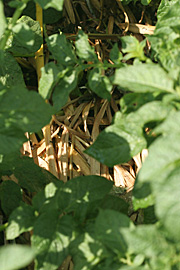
[[120, 92, 155, 114], [70, 232, 107, 270], [0, 181, 22, 216], [52, 68, 79, 111], [134, 130, 180, 210], [100, 195, 128, 215], [6, 203, 36, 240], [57, 176, 113, 214], [141, 0, 151, 5], [110, 43, 123, 64], [86, 101, 171, 167], [0, 154, 58, 192], [0, 0, 7, 39], [113, 63, 175, 93], [123, 225, 171, 259], [88, 68, 112, 100], [47, 33, 77, 66], [0, 85, 54, 154], [0, 245, 35, 270], [85, 130, 132, 167], [35, 0, 64, 11], [121, 36, 146, 61], [39, 62, 60, 100], [149, 0, 180, 72], [155, 167, 180, 241], [0, 51, 25, 87], [95, 209, 132, 255], [6, 16, 42, 56], [75, 30, 97, 62], [32, 212, 74, 270]]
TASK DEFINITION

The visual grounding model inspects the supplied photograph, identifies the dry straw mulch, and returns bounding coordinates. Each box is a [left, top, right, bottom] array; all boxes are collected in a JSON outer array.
[[22, 0, 154, 191]]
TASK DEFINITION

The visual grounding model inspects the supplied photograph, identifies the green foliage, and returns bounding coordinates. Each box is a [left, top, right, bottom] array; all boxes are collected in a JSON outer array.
[[0, 245, 35, 270], [6, 15, 42, 56], [1, 0, 180, 269]]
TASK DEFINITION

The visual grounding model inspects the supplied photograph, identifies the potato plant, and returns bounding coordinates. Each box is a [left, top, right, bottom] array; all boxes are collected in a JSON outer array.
[[0, 0, 180, 269]]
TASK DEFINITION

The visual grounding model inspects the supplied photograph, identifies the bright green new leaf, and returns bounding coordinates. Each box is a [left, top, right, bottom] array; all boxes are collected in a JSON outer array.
[[6, 16, 42, 56], [47, 33, 77, 66], [0, 245, 35, 270], [0, 51, 25, 87], [35, 0, 64, 11], [88, 68, 112, 100], [113, 63, 175, 93], [75, 30, 97, 62], [0, 0, 7, 39], [121, 36, 147, 61], [6, 203, 36, 240], [0, 181, 22, 216], [95, 209, 132, 255], [32, 212, 74, 270]]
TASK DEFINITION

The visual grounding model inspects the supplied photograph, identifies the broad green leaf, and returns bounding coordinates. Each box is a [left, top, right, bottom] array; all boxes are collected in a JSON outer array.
[[0, 85, 54, 154], [88, 68, 112, 100], [121, 36, 146, 61], [110, 43, 123, 64], [0, 0, 7, 39], [35, 0, 64, 11], [154, 109, 180, 136], [123, 225, 172, 260], [95, 209, 132, 255], [47, 33, 76, 66], [113, 63, 175, 93], [155, 167, 180, 241], [0, 181, 22, 216], [39, 62, 60, 100], [70, 232, 107, 270], [57, 176, 113, 215], [6, 203, 36, 240], [100, 195, 128, 215], [134, 131, 180, 209], [0, 154, 58, 192], [120, 92, 154, 114], [75, 30, 97, 62], [149, 0, 180, 72], [0, 245, 35, 270], [137, 133, 180, 185], [86, 101, 172, 167], [0, 51, 25, 87], [6, 16, 42, 56], [52, 68, 79, 111], [32, 212, 74, 270], [85, 130, 132, 167], [157, 0, 179, 20]]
